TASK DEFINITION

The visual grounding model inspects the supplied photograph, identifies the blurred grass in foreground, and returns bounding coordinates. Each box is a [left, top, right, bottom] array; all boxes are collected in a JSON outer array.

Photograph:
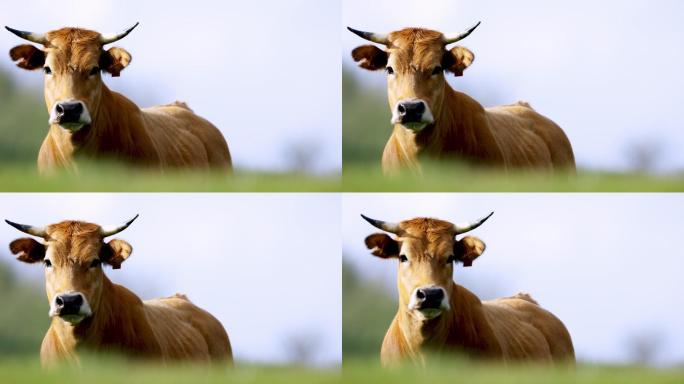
[[342, 162, 684, 192], [343, 359, 684, 384], [0, 161, 340, 192], [0, 356, 340, 384]]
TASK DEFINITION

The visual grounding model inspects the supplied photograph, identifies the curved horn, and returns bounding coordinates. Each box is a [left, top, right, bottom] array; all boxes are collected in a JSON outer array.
[[452, 211, 493, 235], [100, 214, 139, 237], [99, 22, 139, 45], [5, 26, 47, 44], [5, 219, 47, 237], [443, 21, 481, 45], [360, 214, 401, 234], [347, 26, 389, 45]]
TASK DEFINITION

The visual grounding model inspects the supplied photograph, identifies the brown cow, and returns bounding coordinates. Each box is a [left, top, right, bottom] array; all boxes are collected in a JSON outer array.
[[361, 213, 574, 366], [5, 215, 233, 367], [6, 23, 232, 173], [349, 23, 575, 174]]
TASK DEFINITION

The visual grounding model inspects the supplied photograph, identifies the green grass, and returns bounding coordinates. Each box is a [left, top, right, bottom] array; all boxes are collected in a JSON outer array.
[[0, 356, 340, 384], [343, 359, 684, 384], [342, 162, 684, 192], [0, 162, 340, 192]]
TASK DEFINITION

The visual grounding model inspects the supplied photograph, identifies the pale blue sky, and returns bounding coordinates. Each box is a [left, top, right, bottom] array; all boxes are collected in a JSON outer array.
[[0, 0, 341, 174], [0, 194, 342, 367], [343, 0, 684, 172], [343, 194, 684, 366]]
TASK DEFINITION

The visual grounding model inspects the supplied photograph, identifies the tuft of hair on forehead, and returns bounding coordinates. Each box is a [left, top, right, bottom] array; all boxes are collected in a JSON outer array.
[[46, 220, 101, 240], [400, 218, 454, 239], [388, 28, 444, 46], [386, 28, 447, 71], [45, 27, 101, 46]]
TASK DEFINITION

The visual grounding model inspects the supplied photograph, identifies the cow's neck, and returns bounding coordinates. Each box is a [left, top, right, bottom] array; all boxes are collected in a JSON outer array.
[[47, 276, 158, 357], [46, 85, 157, 164], [395, 283, 502, 359], [393, 84, 504, 165]]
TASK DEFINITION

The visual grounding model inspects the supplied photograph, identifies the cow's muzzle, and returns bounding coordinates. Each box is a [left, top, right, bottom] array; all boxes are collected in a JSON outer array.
[[49, 100, 92, 131], [408, 286, 449, 319], [49, 292, 92, 324], [391, 99, 434, 130]]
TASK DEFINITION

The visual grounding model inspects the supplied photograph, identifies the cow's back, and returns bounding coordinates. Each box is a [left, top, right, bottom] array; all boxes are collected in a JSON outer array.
[[485, 103, 575, 170], [143, 294, 232, 363], [141, 103, 232, 169], [483, 294, 575, 363]]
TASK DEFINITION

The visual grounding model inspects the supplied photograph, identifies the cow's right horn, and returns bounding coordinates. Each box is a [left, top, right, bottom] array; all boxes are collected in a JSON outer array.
[[361, 214, 401, 234], [100, 214, 139, 237], [4, 26, 48, 44], [5, 220, 47, 237], [347, 27, 389, 45]]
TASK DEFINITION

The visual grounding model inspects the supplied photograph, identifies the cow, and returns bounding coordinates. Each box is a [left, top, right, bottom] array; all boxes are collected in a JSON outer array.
[[5, 215, 233, 367], [361, 212, 574, 367], [348, 23, 576, 174], [5, 23, 232, 173]]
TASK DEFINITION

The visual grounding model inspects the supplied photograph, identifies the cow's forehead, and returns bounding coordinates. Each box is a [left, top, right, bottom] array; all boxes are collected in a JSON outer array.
[[45, 27, 101, 47], [43, 28, 103, 69], [44, 221, 103, 263], [387, 28, 446, 69], [46, 221, 102, 241], [398, 218, 455, 252]]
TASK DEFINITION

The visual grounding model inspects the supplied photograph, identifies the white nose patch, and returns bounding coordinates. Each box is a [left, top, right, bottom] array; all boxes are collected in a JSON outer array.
[[49, 292, 93, 325], [48, 100, 92, 131], [391, 98, 435, 130]]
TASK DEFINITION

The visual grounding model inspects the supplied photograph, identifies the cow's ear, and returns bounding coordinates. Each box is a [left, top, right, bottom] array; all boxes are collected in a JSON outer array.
[[101, 239, 132, 269], [9, 45, 45, 70], [443, 46, 474, 77], [453, 236, 485, 267], [351, 45, 388, 71], [364, 233, 400, 259], [100, 47, 132, 77], [9, 238, 46, 263]]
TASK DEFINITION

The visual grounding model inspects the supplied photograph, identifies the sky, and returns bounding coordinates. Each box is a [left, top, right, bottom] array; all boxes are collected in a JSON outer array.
[[0, 0, 341, 174], [343, 0, 684, 172], [0, 193, 342, 367], [343, 193, 684, 366]]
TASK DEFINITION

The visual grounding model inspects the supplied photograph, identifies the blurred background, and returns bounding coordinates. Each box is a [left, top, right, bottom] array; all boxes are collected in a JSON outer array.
[[343, 194, 684, 367], [0, 0, 340, 175], [0, 194, 341, 367], [343, 0, 684, 175]]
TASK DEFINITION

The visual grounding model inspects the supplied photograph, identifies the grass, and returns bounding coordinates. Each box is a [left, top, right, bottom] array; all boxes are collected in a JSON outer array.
[[342, 162, 684, 192], [0, 162, 340, 192], [0, 356, 341, 384], [343, 358, 684, 384]]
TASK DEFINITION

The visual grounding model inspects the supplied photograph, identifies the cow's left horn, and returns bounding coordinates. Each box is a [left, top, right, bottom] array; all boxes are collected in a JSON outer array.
[[443, 21, 481, 45], [99, 22, 139, 45], [100, 214, 139, 237], [347, 27, 389, 45], [5, 219, 47, 237], [452, 211, 493, 234], [4, 26, 47, 44], [361, 214, 401, 234]]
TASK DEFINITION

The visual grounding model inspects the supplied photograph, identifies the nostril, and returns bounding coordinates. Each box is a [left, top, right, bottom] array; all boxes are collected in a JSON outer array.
[[416, 102, 425, 113], [55, 296, 64, 307], [56, 104, 64, 115], [397, 104, 406, 115], [73, 295, 83, 306], [73, 103, 83, 114], [416, 289, 426, 300]]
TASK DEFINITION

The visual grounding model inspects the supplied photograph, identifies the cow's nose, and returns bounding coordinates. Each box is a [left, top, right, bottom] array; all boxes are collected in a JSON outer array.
[[415, 287, 445, 309], [54, 293, 83, 315], [55, 101, 84, 123], [396, 100, 426, 123]]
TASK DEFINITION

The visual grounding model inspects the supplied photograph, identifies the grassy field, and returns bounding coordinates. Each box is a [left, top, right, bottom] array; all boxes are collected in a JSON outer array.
[[342, 162, 684, 192], [0, 356, 340, 384], [343, 359, 684, 384], [0, 162, 340, 192]]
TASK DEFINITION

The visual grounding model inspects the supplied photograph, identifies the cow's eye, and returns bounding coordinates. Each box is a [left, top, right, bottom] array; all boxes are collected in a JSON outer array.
[[89, 67, 100, 76], [399, 254, 408, 263], [386, 66, 394, 75], [44, 259, 52, 268], [432, 66, 443, 75], [90, 259, 102, 268], [446, 255, 456, 264], [43, 67, 52, 75]]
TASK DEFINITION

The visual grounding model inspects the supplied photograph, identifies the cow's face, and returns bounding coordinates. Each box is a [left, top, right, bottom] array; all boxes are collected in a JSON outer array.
[[6, 218, 136, 325], [363, 215, 490, 321], [7, 25, 136, 132], [350, 25, 478, 131]]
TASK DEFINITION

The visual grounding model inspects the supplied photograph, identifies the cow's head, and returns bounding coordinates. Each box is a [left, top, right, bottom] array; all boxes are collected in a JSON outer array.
[[362, 212, 492, 321], [5, 23, 139, 132], [5, 215, 138, 325], [349, 23, 480, 131]]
